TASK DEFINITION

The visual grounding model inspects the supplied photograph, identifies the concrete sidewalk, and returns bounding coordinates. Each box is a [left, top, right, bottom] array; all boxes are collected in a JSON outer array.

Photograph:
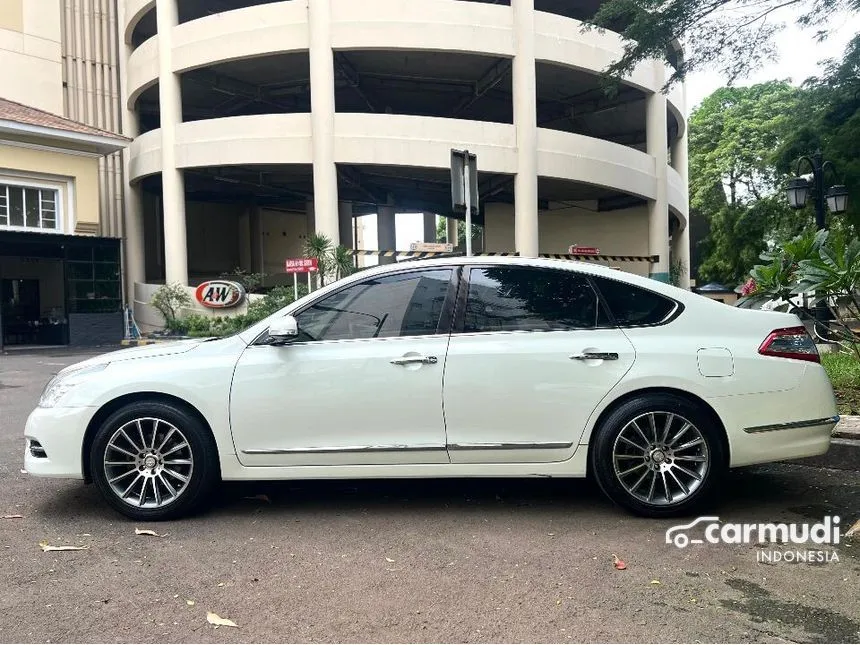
[[793, 415, 860, 471]]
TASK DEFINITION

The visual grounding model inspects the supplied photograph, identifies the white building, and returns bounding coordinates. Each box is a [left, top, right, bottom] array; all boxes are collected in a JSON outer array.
[[121, 0, 690, 313]]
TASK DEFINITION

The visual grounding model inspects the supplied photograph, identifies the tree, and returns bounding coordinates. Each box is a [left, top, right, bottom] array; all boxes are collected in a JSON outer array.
[[689, 82, 810, 284], [304, 232, 333, 287], [435, 219, 484, 247], [588, 0, 860, 90]]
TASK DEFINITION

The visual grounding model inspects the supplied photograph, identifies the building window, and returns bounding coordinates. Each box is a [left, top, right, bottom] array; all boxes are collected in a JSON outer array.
[[65, 245, 122, 313], [0, 183, 60, 232]]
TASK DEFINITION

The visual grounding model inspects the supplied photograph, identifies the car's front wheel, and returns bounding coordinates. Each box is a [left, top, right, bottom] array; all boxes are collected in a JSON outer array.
[[589, 394, 727, 517], [89, 400, 219, 521]]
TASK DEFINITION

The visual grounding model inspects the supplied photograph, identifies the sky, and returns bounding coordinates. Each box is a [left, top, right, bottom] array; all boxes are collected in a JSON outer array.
[[362, 9, 860, 253]]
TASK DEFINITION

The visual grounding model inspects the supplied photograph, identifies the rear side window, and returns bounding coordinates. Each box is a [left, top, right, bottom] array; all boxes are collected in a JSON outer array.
[[591, 275, 678, 327], [463, 267, 601, 332]]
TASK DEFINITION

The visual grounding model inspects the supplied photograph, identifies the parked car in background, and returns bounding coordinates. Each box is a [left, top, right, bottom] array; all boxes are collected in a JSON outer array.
[[24, 257, 838, 520]]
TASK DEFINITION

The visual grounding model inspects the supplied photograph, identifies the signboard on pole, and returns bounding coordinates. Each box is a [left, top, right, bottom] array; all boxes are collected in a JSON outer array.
[[285, 258, 319, 273], [285, 257, 319, 300], [568, 245, 601, 256], [409, 242, 454, 253], [451, 149, 478, 256]]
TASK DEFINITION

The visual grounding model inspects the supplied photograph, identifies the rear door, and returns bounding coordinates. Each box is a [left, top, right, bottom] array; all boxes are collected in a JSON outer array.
[[442, 265, 636, 464]]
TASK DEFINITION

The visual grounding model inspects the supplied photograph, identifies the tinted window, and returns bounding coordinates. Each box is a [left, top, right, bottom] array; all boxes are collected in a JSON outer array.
[[463, 267, 600, 332], [592, 276, 677, 326], [295, 269, 452, 341]]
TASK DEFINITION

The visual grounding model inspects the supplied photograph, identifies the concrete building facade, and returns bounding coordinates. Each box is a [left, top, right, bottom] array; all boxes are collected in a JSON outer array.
[[120, 0, 690, 312]]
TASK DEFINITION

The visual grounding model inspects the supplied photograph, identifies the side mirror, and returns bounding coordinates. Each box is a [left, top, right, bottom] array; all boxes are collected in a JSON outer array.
[[268, 315, 298, 343]]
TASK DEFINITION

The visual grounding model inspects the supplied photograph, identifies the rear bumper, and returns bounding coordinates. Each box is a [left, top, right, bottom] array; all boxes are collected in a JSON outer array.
[[23, 406, 94, 479], [708, 364, 839, 467]]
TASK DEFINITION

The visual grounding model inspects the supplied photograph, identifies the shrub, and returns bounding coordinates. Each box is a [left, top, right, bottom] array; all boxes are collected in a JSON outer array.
[[150, 283, 193, 333]]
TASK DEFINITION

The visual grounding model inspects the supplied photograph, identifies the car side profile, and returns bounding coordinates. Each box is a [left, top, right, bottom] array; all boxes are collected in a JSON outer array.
[[24, 257, 839, 520]]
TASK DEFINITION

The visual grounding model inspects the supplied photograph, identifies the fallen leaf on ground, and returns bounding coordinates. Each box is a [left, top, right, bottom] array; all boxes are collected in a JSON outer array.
[[217, 582, 225, 587], [612, 554, 627, 570], [20, 469, 27, 474], [243, 494, 271, 503], [206, 612, 238, 628], [186, 600, 195, 606], [39, 541, 88, 552], [134, 528, 167, 538], [650, 580, 661, 585], [1, 515, 23, 519], [845, 519, 860, 538], [385, 557, 395, 563]]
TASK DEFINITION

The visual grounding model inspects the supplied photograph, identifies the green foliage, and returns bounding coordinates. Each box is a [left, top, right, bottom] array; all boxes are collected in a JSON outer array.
[[331, 245, 357, 280], [219, 267, 266, 293], [435, 219, 483, 247], [587, 0, 858, 90], [821, 350, 860, 414], [689, 82, 813, 285], [150, 283, 193, 332], [304, 232, 333, 287], [178, 284, 310, 338]]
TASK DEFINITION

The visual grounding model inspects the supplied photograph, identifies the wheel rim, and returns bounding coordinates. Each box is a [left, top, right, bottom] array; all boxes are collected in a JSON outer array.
[[612, 411, 709, 506], [103, 417, 193, 509]]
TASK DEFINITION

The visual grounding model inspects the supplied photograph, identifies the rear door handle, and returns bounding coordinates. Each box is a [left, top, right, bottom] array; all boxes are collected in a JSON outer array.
[[570, 352, 619, 361], [390, 355, 438, 366]]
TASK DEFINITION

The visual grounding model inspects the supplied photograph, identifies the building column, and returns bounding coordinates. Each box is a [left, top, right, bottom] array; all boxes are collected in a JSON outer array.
[[446, 217, 458, 247], [423, 212, 437, 243], [156, 0, 188, 285], [338, 201, 354, 248], [646, 72, 670, 283], [377, 198, 396, 265], [671, 110, 691, 289], [308, 0, 339, 245], [512, 0, 538, 257], [118, 1, 145, 304]]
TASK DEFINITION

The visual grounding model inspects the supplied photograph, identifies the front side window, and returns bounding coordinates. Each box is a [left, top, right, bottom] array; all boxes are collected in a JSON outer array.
[[294, 269, 453, 342], [0, 183, 59, 232], [463, 267, 601, 333]]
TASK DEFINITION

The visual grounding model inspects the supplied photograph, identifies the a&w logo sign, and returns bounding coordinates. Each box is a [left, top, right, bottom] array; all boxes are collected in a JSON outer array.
[[195, 280, 246, 309]]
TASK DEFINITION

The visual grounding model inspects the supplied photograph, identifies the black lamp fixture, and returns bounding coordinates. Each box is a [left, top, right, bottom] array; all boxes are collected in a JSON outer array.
[[786, 150, 849, 229]]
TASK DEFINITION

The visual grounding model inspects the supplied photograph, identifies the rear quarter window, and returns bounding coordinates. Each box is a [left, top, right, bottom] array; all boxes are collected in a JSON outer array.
[[591, 275, 679, 327]]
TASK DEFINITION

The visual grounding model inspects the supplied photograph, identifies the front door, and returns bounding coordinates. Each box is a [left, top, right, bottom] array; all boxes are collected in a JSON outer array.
[[231, 267, 457, 467], [443, 265, 636, 463]]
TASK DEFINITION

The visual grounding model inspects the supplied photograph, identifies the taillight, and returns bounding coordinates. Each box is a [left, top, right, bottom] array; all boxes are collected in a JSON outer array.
[[758, 326, 820, 363]]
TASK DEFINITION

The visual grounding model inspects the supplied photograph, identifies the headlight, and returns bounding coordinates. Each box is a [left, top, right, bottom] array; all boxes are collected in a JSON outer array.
[[39, 364, 109, 408]]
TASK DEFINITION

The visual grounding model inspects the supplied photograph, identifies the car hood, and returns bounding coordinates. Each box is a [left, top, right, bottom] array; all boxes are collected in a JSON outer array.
[[64, 339, 207, 372]]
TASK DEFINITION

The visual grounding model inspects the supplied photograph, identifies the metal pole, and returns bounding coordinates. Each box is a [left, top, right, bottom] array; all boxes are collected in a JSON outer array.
[[813, 150, 826, 231], [307, 271, 312, 294], [293, 273, 298, 301], [464, 151, 472, 257]]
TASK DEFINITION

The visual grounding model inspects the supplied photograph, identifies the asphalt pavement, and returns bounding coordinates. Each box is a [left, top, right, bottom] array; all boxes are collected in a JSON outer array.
[[1, 349, 858, 643]]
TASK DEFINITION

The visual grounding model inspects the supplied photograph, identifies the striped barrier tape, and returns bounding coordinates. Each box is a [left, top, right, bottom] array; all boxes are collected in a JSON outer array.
[[349, 249, 659, 263]]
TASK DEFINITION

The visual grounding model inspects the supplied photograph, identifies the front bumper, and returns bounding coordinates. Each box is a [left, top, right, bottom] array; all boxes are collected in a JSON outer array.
[[24, 406, 95, 479]]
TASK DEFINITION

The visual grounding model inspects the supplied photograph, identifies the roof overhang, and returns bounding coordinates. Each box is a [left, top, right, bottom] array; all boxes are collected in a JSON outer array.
[[0, 120, 129, 155]]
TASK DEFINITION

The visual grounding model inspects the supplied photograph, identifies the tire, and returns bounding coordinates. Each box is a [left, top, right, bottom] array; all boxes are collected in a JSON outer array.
[[89, 400, 220, 521], [589, 393, 727, 518]]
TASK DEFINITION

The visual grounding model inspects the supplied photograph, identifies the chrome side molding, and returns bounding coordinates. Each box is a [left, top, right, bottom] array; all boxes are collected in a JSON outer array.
[[447, 441, 573, 451], [242, 444, 446, 455], [743, 415, 840, 434]]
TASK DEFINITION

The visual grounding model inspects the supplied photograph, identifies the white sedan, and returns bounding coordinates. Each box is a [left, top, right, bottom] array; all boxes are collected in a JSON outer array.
[[24, 257, 838, 520]]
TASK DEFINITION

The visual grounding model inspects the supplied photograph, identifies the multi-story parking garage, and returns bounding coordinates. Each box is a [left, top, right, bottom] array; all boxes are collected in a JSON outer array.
[[120, 0, 690, 312]]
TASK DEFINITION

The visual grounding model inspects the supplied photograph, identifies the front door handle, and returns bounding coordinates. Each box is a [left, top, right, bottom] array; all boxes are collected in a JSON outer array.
[[570, 352, 619, 361], [390, 355, 438, 366]]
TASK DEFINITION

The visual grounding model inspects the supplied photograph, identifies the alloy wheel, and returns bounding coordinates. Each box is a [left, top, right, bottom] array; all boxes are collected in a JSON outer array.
[[611, 411, 710, 506], [103, 417, 194, 509]]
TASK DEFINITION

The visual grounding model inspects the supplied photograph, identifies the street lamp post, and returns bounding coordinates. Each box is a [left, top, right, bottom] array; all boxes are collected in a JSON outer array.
[[786, 149, 849, 229], [786, 150, 850, 335]]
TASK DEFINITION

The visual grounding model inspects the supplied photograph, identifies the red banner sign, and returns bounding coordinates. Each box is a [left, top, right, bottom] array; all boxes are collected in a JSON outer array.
[[569, 246, 601, 256], [285, 258, 319, 273]]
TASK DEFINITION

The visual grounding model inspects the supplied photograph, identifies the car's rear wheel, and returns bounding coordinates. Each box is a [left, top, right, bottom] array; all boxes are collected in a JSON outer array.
[[589, 394, 726, 517], [90, 400, 219, 521]]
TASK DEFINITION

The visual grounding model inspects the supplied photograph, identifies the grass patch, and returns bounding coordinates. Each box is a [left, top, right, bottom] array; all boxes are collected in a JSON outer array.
[[821, 351, 860, 415]]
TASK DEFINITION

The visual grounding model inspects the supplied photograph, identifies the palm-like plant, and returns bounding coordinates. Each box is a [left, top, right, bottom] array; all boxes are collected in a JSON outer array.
[[304, 232, 333, 288], [331, 245, 357, 280]]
